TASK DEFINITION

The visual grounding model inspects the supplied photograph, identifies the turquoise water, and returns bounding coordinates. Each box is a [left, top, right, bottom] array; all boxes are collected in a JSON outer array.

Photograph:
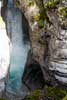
[[6, 7, 30, 94]]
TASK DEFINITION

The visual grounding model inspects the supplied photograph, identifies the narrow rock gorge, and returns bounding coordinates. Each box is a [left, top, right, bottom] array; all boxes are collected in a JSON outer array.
[[14, 0, 67, 86], [0, 0, 67, 100]]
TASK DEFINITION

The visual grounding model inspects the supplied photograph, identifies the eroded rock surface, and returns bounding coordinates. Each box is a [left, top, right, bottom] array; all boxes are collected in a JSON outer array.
[[14, 0, 67, 87]]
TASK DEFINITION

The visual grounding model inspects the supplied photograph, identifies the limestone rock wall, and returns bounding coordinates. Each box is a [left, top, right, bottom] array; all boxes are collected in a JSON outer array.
[[14, 0, 67, 86]]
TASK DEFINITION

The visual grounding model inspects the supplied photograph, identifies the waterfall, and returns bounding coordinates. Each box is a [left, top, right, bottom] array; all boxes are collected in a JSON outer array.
[[6, 0, 30, 96], [0, 1, 10, 94]]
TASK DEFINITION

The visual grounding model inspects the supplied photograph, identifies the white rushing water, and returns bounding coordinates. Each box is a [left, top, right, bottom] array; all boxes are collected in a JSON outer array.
[[0, 1, 10, 94], [6, 6, 30, 95]]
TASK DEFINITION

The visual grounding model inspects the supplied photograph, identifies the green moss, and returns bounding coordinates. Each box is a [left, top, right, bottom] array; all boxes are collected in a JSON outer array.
[[58, 6, 67, 27], [44, 1, 55, 9], [44, 0, 65, 9], [58, 7, 67, 18], [25, 86, 67, 100], [27, 0, 34, 7], [26, 90, 41, 100], [33, 14, 40, 21], [38, 19, 44, 29], [45, 86, 67, 100]]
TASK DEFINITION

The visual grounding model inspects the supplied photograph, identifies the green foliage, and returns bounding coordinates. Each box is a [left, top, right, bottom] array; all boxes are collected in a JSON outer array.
[[27, 0, 34, 7], [44, 0, 65, 9], [58, 6, 67, 27], [33, 14, 40, 21], [45, 86, 67, 100], [25, 86, 67, 100], [44, 1, 55, 9], [26, 90, 41, 100], [0, 99, 6, 100], [58, 7, 67, 18], [38, 19, 44, 29]]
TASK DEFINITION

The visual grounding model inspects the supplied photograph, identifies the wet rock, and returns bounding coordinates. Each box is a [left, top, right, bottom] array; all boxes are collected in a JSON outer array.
[[14, 0, 67, 88], [22, 51, 45, 90]]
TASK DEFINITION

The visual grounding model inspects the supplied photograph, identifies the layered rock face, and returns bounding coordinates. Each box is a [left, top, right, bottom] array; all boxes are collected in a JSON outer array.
[[14, 0, 67, 86], [45, 12, 67, 84]]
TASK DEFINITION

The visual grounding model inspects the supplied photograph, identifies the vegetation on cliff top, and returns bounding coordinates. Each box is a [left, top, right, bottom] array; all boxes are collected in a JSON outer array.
[[44, 0, 65, 9], [14, 0, 67, 30]]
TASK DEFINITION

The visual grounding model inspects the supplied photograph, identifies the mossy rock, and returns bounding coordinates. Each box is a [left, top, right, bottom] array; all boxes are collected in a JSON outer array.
[[45, 86, 67, 100], [44, 0, 65, 9], [44, 1, 55, 9], [38, 19, 44, 29], [27, 0, 34, 7], [0, 99, 6, 100], [58, 7, 67, 18], [25, 86, 67, 100], [26, 90, 41, 100], [33, 14, 40, 21]]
